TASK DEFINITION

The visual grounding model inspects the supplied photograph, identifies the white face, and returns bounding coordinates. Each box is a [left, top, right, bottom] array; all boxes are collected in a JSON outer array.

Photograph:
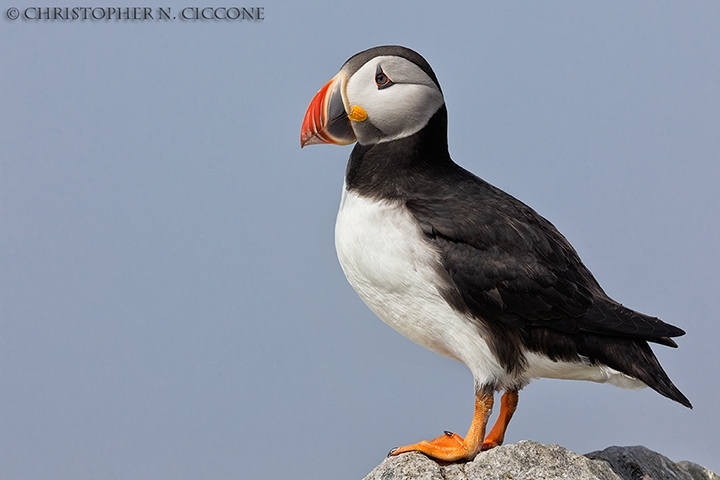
[[344, 55, 445, 145]]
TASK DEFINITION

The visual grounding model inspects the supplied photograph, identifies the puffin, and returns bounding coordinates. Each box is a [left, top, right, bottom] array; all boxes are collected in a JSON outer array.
[[300, 45, 691, 462]]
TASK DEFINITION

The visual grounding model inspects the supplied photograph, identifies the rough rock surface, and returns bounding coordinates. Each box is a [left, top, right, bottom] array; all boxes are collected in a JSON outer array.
[[363, 441, 619, 480], [587, 445, 720, 480], [677, 461, 720, 480], [362, 441, 718, 480]]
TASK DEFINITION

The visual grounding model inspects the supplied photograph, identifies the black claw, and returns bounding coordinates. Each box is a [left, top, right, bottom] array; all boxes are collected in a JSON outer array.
[[387, 447, 398, 457], [444, 430, 454, 436]]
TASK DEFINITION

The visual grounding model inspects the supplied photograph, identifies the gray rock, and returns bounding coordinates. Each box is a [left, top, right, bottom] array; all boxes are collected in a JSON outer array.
[[362, 441, 719, 480], [363, 440, 621, 480], [677, 461, 720, 480], [586, 445, 719, 480], [586, 445, 689, 480]]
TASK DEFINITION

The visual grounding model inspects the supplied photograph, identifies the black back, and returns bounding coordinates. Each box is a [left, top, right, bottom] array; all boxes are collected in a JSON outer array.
[[345, 102, 691, 408]]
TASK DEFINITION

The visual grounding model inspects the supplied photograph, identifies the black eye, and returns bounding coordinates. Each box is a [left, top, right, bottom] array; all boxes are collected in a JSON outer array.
[[375, 64, 393, 90]]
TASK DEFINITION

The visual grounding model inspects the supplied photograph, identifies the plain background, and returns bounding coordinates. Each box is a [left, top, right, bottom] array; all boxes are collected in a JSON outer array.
[[1, 2, 718, 479]]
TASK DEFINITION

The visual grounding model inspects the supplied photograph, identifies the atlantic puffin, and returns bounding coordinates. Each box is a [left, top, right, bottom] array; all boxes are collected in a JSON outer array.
[[300, 45, 691, 462]]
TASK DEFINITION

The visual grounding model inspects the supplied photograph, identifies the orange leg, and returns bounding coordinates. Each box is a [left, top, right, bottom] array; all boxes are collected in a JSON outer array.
[[481, 390, 519, 450], [389, 392, 494, 462]]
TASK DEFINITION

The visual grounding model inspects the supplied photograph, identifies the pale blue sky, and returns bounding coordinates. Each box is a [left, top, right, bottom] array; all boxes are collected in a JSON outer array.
[[1, 2, 718, 478]]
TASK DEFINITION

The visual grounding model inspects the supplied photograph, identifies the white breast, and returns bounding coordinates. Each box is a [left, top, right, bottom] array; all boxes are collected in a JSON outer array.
[[334, 187, 506, 387]]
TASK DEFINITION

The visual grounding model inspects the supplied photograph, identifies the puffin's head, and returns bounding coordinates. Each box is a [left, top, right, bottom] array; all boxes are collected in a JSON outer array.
[[300, 46, 444, 147]]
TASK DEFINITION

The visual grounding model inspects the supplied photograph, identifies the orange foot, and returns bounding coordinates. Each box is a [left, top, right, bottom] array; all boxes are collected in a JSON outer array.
[[388, 393, 495, 462], [389, 430, 474, 461], [481, 390, 519, 451]]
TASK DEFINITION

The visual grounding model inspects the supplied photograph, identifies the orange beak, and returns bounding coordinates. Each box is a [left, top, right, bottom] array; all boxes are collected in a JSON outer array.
[[300, 73, 357, 147]]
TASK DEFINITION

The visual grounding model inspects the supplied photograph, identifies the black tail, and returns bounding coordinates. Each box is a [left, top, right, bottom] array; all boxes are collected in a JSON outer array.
[[579, 333, 692, 409], [577, 300, 686, 349]]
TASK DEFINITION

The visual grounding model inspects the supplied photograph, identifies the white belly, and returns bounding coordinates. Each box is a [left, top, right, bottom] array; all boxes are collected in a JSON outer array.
[[334, 187, 505, 386]]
